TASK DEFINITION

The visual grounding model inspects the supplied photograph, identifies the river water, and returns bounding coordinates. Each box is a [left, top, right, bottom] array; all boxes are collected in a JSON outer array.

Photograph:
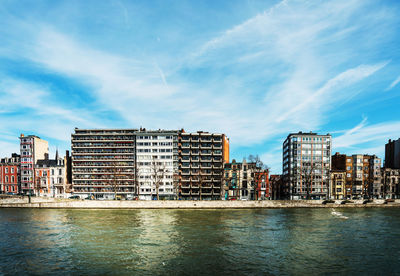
[[0, 208, 399, 275]]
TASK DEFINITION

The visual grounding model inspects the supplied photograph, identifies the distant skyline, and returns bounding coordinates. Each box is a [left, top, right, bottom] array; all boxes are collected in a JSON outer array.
[[1, 0, 400, 173]]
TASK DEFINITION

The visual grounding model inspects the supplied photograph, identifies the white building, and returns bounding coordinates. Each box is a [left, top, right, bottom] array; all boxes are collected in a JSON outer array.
[[283, 132, 331, 200], [136, 130, 178, 200], [36, 152, 69, 198]]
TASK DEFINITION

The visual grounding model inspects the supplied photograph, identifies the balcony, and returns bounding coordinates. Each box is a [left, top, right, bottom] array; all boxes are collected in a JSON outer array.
[[181, 191, 190, 196]]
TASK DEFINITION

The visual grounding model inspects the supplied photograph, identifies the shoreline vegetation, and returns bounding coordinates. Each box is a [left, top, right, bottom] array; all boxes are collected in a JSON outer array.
[[1, 197, 400, 209]]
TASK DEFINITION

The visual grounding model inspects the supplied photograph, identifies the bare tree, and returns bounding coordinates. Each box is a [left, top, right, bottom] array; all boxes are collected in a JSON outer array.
[[222, 170, 232, 200], [248, 155, 269, 200], [300, 166, 313, 200], [111, 161, 122, 200], [173, 172, 180, 200], [150, 157, 167, 200]]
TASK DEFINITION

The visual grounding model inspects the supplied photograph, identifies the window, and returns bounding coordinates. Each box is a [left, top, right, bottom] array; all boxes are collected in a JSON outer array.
[[51, 169, 55, 175], [5, 176, 8, 183], [5, 168, 8, 173], [11, 167, 14, 173], [11, 176, 14, 183]]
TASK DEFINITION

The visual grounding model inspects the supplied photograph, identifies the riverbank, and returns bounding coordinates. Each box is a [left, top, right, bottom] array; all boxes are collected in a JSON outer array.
[[1, 197, 400, 208]]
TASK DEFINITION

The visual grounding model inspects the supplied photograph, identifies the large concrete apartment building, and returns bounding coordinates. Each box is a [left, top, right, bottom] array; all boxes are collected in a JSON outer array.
[[136, 129, 179, 200], [71, 129, 137, 199], [282, 132, 331, 200], [178, 131, 229, 200], [71, 128, 229, 200]]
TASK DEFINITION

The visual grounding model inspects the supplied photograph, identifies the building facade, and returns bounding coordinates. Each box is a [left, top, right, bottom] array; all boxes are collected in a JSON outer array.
[[380, 168, 400, 199], [0, 154, 20, 194], [19, 134, 49, 195], [385, 138, 400, 169], [136, 129, 178, 200], [330, 170, 346, 199], [35, 152, 68, 198], [269, 174, 284, 200], [223, 159, 257, 200], [71, 129, 137, 199], [332, 153, 381, 199], [283, 132, 331, 200], [178, 131, 229, 200]]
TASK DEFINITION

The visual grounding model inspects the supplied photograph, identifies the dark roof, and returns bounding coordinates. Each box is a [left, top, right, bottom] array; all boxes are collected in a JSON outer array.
[[36, 159, 63, 167]]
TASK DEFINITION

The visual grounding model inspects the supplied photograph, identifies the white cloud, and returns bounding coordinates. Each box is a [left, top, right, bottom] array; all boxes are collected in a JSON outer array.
[[386, 74, 400, 90], [333, 120, 400, 158]]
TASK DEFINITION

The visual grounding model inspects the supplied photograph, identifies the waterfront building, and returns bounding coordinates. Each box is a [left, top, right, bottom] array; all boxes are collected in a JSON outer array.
[[136, 129, 179, 200], [178, 131, 229, 200], [0, 153, 20, 194], [380, 168, 400, 199], [35, 151, 69, 198], [282, 132, 331, 200], [332, 153, 381, 199], [330, 170, 346, 199], [19, 134, 49, 196], [223, 159, 257, 200], [269, 174, 284, 200], [71, 129, 137, 199], [385, 138, 400, 169]]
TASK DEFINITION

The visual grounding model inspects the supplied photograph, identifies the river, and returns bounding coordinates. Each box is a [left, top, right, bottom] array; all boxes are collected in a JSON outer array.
[[0, 208, 399, 275]]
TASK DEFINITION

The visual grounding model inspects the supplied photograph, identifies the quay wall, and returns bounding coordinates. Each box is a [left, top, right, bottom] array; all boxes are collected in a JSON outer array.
[[1, 198, 400, 209]]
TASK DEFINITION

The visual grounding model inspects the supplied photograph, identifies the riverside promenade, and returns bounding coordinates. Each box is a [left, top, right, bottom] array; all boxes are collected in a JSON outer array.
[[1, 197, 400, 209]]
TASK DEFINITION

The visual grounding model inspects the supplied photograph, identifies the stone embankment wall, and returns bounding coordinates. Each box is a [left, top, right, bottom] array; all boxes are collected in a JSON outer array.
[[1, 198, 400, 209]]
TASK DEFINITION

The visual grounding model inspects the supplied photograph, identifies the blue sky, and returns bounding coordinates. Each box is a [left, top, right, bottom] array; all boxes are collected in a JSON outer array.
[[1, 0, 400, 173]]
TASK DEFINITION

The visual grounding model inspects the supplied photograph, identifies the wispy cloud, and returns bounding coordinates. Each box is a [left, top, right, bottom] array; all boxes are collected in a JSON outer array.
[[386, 74, 400, 90], [0, 0, 399, 172]]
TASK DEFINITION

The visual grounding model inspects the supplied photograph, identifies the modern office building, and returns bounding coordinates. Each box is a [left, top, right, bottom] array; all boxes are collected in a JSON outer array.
[[332, 153, 381, 198], [19, 134, 49, 195], [71, 129, 137, 199], [385, 138, 400, 169], [136, 129, 179, 200], [282, 132, 331, 199], [178, 131, 229, 200]]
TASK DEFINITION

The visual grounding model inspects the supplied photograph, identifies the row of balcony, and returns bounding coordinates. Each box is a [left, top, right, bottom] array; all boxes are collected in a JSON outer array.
[[180, 151, 222, 156], [179, 136, 222, 142], [73, 152, 135, 156], [71, 138, 135, 142]]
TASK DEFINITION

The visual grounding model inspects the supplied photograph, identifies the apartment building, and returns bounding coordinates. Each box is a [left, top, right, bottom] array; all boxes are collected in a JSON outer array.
[[178, 131, 229, 200], [136, 129, 178, 200], [283, 132, 331, 200], [71, 129, 136, 199], [35, 151, 68, 198], [380, 168, 400, 199], [269, 175, 284, 200], [0, 153, 20, 194], [19, 134, 48, 195], [330, 170, 346, 199], [332, 153, 381, 199], [385, 138, 400, 169], [223, 159, 257, 200]]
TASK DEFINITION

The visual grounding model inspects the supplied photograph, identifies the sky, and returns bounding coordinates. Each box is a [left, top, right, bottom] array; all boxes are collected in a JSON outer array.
[[0, 0, 400, 173]]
